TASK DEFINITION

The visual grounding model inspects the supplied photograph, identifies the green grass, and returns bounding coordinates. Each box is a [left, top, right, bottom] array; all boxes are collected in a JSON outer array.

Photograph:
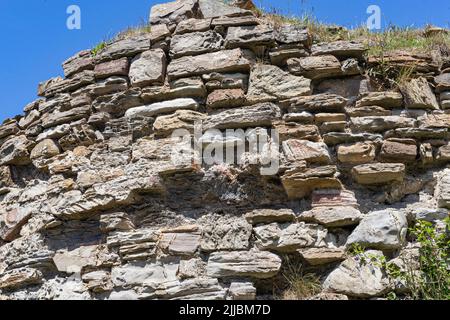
[[91, 41, 107, 56]]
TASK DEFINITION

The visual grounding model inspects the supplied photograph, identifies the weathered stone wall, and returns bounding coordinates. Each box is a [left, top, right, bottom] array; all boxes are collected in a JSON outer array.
[[0, 0, 449, 300]]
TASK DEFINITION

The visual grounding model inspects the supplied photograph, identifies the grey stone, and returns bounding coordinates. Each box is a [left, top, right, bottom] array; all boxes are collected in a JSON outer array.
[[38, 77, 63, 97], [435, 73, 450, 93], [411, 207, 448, 223], [38, 94, 71, 113], [401, 77, 440, 110], [246, 64, 311, 103], [88, 76, 129, 97], [29, 139, 60, 161], [203, 72, 248, 91], [299, 206, 362, 227], [96, 35, 151, 62], [245, 208, 296, 225], [142, 77, 207, 103], [280, 94, 348, 113], [129, 49, 166, 87], [40, 71, 95, 97], [199, 214, 252, 251], [323, 132, 383, 146], [62, 50, 94, 78], [346, 210, 408, 250], [211, 15, 259, 27], [53, 245, 99, 273], [153, 109, 207, 137], [125, 98, 198, 119], [170, 30, 223, 58], [437, 171, 450, 209], [315, 76, 371, 99], [198, 0, 253, 19], [228, 282, 256, 300], [225, 25, 275, 49], [82, 270, 113, 293], [356, 91, 403, 109], [269, 46, 309, 66], [384, 127, 449, 140], [323, 251, 390, 298], [274, 24, 311, 46], [288, 55, 343, 80], [351, 116, 415, 133], [93, 88, 142, 115], [0, 121, 20, 139], [298, 248, 346, 266], [177, 258, 207, 279], [41, 105, 91, 128], [150, 0, 200, 25], [159, 231, 201, 256], [254, 222, 327, 252], [167, 48, 253, 80], [156, 278, 227, 300], [206, 250, 282, 279], [36, 124, 71, 142], [0, 135, 32, 166], [203, 102, 281, 130], [175, 18, 211, 35], [100, 212, 135, 233], [311, 41, 367, 59], [111, 260, 179, 288]]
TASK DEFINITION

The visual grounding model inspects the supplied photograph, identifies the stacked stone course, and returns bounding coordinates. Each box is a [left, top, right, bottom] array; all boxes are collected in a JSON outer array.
[[0, 0, 449, 300]]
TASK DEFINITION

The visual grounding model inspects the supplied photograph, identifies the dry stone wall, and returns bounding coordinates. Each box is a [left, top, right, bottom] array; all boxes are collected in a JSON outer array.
[[0, 0, 449, 300]]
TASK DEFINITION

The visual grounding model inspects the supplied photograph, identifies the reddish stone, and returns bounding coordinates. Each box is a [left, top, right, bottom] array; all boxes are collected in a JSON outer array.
[[94, 57, 129, 79]]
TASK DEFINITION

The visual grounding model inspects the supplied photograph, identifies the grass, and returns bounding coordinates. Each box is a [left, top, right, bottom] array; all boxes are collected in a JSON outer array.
[[114, 19, 152, 41], [276, 256, 322, 300], [260, 7, 449, 89], [91, 41, 107, 56], [90, 19, 152, 56], [90, 1, 449, 59], [260, 6, 450, 56]]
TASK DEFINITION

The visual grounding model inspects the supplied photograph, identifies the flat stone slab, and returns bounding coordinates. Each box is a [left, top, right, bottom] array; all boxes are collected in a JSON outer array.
[[206, 250, 282, 279], [125, 98, 199, 119], [352, 163, 405, 185], [167, 48, 253, 80]]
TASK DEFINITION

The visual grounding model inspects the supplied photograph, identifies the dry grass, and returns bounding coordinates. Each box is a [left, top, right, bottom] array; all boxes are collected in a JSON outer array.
[[114, 20, 152, 41], [276, 256, 322, 300], [261, 8, 450, 56]]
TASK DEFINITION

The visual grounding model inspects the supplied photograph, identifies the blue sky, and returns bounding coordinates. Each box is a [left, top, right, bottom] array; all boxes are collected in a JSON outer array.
[[0, 0, 449, 121]]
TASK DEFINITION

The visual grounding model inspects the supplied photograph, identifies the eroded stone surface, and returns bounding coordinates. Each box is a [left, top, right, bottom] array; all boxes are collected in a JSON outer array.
[[1, 0, 449, 301], [206, 250, 282, 279], [323, 251, 390, 298]]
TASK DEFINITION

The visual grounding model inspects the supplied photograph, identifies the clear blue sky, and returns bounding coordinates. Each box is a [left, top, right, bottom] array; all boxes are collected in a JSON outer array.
[[0, 0, 449, 121]]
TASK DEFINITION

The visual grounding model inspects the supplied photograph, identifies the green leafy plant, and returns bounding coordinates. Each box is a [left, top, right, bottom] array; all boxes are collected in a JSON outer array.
[[348, 243, 366, 257], [348, 220, 449, 300], [388, 219, 450, 300], [91, 41, 107, 56]]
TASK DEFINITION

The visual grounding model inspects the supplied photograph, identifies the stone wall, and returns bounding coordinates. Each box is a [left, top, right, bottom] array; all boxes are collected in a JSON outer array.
[[0, 0, 449, 300]]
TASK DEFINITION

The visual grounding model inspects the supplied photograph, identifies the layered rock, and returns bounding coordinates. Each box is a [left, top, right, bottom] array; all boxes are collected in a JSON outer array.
[[0, 0, 449, 301]]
